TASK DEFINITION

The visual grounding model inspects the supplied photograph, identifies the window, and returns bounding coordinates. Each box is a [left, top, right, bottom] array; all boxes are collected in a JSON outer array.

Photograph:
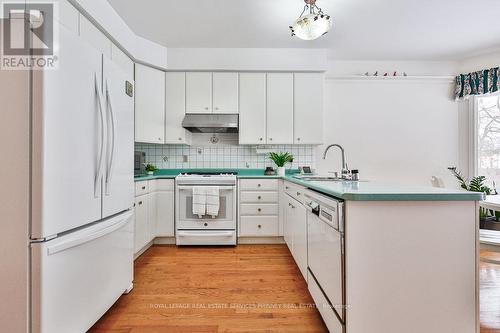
[[476, 94, 500, 185]]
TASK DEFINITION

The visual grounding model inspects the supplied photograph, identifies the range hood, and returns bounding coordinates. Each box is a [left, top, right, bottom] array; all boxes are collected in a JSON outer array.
[[182, 114, 239, 133]]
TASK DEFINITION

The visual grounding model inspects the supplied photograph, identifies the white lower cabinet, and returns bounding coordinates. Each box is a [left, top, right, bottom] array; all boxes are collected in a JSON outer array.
[[154, 184, 175, 237], [134, 179, 174, 255], [134, 194, 149, 253], [284, 182, 308, 280], [239, 179, 280, 237]]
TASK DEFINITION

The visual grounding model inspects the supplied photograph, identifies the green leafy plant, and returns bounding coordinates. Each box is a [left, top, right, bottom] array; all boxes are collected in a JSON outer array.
[[145, 163, 158, 173], [448, 167, 492, 218], [268, 152, 294, 168], [448, 167, 491, 194]]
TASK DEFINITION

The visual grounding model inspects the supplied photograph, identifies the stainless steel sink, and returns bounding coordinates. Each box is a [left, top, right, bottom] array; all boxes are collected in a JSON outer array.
[[293, 175, 348, 182]]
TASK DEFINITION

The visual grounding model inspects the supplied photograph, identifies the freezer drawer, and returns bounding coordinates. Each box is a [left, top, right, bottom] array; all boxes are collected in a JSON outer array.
[[31, 210, 134, 333]]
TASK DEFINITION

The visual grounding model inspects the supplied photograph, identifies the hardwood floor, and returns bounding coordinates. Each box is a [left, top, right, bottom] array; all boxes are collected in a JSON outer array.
[[480, 251, 500, 333], [89, 245, 328, 333], [90, 245, 500, 333]]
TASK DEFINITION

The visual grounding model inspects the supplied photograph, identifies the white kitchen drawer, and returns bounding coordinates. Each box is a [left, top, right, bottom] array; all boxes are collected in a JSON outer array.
[[240, 191, 278, 203], [176, 230, 236, 246], [135, 181, 149, 196], [240, 216, 279, 236], [239, 179, 278, 191], [154, 179, 174, 191], [284, 181, 306, 204], [240, 204, 279, 216]]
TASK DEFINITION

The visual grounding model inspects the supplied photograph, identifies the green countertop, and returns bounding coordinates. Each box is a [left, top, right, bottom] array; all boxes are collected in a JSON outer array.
[[135, 169, 484, 201]]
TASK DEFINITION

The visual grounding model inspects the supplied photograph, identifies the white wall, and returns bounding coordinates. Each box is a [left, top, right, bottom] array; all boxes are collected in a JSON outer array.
[[317, 61, 460, 187], [166, 48, 328, 72], [458, 49, 500, 73]]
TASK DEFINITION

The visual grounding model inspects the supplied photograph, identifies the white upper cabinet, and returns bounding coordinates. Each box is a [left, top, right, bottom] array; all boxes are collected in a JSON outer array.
[[79, 15, 112, 59], [267, 73, 294, 144], [165, 72, 192, 145], [135, 64, 165, 144], [239, 73, 267, 144], [294, 73, 324, 144], [213, 72, 239, 114], [186, 72, 212, 113]]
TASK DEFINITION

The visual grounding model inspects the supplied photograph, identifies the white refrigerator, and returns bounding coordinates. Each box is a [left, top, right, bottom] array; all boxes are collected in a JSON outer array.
[[6, 26, 135, 333]]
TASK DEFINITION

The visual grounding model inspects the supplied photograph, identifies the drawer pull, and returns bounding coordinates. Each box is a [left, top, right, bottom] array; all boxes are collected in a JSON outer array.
[[257, 184, 262, 187], [257, 208, 262, 212], [259, 138, 263, 141], [296, 192, 301, 196], [285, 186, 289, 190], [288, 203, 292, 207], [142, 186, 146, 190], [258, 224, 262, 229], [138, 201, 143, 205], [258, 196, 262, 200], [204, 223, 208, 226]]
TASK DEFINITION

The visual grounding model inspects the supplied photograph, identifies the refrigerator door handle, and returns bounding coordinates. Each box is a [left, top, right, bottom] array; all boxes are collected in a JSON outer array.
[[94, 72, 106, 198], [47, 210, 133, 255], [104, 79, 116, 196]]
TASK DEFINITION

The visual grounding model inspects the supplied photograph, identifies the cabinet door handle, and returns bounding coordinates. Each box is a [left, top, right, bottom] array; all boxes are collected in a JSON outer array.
[[297, 137, 301, 141], [138, 201, 143, 205], [257, 196, 262, 200], [257, 208, 262, 212], [259, 137, 263, 141], [158, 137, 162, 141], [285, 186, 289, 190], [296, 192, 301, 196], [178, 137, 182, 141], [204, 107, 209, 110], [142, 186, 146, 190], [269, 138, 273, 141], [288, 203, 292, 207]]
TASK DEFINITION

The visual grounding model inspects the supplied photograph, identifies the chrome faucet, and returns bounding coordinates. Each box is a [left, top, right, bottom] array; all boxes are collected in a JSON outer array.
[[323, 144, 350, 179]]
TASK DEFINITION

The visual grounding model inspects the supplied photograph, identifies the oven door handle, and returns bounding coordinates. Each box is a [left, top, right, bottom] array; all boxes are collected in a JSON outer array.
[[177, 231, 235, 237], [176, 186, 235, 190]]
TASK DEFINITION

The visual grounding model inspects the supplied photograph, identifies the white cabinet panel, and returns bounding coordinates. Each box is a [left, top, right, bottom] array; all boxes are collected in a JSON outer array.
[[292, 202, 307, 279], [134, 195, 148, 253], [79, 15, 112, 59], [240, 216, 279, 236], [267, 73, 294, 144], [155, 191, 175, 237], [239, 73, 267, 144], [135, 64, 165, 144], [165, 72, 192, 144], [186, 72, 212, 113], [213, 72, 238, 114], [294, 73, 324, 144]]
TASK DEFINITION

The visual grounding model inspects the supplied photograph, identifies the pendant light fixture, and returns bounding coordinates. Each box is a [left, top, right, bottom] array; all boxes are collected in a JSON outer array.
[[290, 0, 332, 40]]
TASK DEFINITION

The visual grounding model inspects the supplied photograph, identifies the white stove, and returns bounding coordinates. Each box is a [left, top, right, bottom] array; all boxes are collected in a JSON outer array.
[[175, 172, 237, 246], [175, 172, 237, 185]]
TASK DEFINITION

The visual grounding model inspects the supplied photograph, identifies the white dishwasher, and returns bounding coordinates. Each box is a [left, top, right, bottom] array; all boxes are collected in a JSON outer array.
[[304, 190, 346, 333]]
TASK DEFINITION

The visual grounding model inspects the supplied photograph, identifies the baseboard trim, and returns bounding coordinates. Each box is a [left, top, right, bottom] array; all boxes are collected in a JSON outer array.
[[134, 240, 154, 260], [238, 236, 285, 244], [154, 237, 176, 245]]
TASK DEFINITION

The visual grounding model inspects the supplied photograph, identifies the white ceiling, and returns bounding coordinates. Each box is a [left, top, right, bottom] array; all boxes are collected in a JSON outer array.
[[107, 0, 500, 60]]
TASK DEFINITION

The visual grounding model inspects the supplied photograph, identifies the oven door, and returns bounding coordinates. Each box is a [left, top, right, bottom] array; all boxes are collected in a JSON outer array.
[[176, 185, 236, 229]]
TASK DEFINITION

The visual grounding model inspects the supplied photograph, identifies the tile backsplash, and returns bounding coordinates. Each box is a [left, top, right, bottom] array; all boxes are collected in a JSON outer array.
[[135, 134, 316, 170]]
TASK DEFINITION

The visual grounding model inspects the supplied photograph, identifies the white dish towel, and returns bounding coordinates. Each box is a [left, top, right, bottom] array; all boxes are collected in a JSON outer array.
[[192, 187, 206, 218], [205, 186, 220, 218]]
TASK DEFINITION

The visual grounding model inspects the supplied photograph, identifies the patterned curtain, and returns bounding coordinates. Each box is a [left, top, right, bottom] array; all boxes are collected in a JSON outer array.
[[455, 67, 500, 100]]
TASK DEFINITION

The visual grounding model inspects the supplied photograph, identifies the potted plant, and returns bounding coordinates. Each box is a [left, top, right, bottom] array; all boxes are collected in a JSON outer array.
[[144, 163, 158, 175], [268, 152, 294, 177], [448, 167, 495, 224]]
